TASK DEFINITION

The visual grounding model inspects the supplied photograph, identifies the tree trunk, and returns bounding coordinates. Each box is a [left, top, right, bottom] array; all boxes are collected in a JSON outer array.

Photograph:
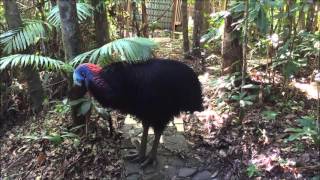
[[306, 0, 315, 32], [221, 14, 242, 75], [4, 0, 44, 113], [181, 0, 190, 58], [58, 0, 85, 125], [284, 0, 294, 42], [91, 0, 110, 46], [202, 0, 213, 33], [132, 1, 140, 36], [241, 0, 248, 90], [297, 2, 305, 31], [125, 0, 131, 37], [240, 0, 249, 121], [141, 0, 148, 37], [192, 0, 204, 58], [58, 0, 81, 59], [50, 0, 57, 7]]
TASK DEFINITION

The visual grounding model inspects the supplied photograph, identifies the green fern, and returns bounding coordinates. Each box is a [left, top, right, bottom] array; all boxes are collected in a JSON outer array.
[[0, 54, 67, 71], [0, 20, 54, 54], [47, 3, 94, 27], [71, 37, 158, 66]]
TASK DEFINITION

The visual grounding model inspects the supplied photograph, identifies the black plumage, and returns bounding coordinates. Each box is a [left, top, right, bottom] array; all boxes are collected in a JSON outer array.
[[75, 58, 203, 167]]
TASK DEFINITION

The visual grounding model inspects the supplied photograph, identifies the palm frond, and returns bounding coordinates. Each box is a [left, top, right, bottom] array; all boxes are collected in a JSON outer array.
[[0, 20, 54, 54], [47, 3, 94, 27], [0, 54, 67, 71], [71, 37, 158, 66]]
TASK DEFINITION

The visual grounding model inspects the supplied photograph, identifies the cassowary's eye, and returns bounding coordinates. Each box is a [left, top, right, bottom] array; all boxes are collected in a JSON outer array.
[[81, 72, 86, 78]]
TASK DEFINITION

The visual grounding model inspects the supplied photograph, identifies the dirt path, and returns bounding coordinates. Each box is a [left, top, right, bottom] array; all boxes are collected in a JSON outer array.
[[120, 116, 217, 180]]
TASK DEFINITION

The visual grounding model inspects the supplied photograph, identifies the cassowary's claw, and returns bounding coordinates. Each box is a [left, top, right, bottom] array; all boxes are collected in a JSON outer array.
[[132, 155, 146, 163], [124, 151, 139, 160], [124, 152, 145, 163], [140, 155, 157, 168]]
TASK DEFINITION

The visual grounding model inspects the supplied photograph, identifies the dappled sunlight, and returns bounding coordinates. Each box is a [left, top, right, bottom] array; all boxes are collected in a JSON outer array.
[[291, 81, 319, 99], [250, 148, 282, 172]]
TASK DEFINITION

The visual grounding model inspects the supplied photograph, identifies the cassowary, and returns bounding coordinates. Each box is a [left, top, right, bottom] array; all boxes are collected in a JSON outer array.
[[73, 59, 203, 167]]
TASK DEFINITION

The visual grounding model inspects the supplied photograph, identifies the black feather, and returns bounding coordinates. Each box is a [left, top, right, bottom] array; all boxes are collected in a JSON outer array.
[[88, 58, 203, 132]]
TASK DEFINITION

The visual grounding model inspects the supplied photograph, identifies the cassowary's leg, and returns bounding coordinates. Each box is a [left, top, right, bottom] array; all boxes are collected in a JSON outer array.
[[140, 129, 162, 168], [125, 123, 149, 162], [134, 122, 149, 161]]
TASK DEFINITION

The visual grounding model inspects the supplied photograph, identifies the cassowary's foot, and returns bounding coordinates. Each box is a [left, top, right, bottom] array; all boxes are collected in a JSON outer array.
[[124, 152, 146, 162], [140, 155, 157, 168]]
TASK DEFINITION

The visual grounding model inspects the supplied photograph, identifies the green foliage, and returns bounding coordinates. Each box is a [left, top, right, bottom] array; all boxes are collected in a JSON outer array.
[[285, 116, 320, 145], [246, 164, 260, 178], [69, 97, 92, 116], [201, 11, 227, 43], [0, 54, 66, 71], [0, 20, 54, 54], [231, 92, 257, 107], [262, 110, 278, 121], [47, 3, 94, 27], [22, 131, 80, 145], [229, 0, 270, 34], [0, 37, 157, 73], [211, 72, 242, 90], [54, 99, 70, 115], [71, 37, 158, 66], [296, 31, 320, 58], [211, 74, 259, 108], [272, 38, 308, 78]]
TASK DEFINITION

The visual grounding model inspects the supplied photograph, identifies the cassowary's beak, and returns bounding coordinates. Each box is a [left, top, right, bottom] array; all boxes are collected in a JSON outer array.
[[74, 80, 82, 86], [73, 72, 83, 86]]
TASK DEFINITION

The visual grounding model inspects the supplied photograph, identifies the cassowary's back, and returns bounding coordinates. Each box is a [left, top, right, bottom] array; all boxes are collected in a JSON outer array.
[[91, 59, 203, 130]]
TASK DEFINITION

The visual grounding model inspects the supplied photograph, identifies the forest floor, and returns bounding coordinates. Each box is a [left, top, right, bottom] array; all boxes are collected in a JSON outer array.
[[0, 37, 319, 179]]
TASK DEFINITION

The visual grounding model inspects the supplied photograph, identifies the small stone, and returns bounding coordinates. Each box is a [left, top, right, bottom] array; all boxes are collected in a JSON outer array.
[[192, 170, 211, 180], [124, 162, 140, 176], [299, 153, 310, 163], [211, 170, 219, 178], [144, 172, 165, 180], [178, 168, 197, 177], [219, 149, 227, 157], [126, 174, 140, 180], [285, 114, 296, 119]]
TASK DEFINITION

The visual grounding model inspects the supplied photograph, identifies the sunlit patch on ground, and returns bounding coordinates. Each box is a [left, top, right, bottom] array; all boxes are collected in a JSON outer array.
[[292, 81, 319, 99]]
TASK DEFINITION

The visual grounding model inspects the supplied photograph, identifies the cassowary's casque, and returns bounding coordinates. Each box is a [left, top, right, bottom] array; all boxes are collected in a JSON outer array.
[[73, 58, 203, 167]]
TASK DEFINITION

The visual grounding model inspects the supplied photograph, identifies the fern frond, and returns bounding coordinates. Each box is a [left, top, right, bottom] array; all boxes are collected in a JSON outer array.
[[0, 20, 54, 54], [0, 54, 67, 71], [47, 3, 94, 27], [71, 37, 158, 66]]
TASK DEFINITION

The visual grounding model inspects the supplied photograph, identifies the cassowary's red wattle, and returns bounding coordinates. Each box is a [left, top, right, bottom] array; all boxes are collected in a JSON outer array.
[[74, 58, 203, 167], [82, 63, 102, 74]]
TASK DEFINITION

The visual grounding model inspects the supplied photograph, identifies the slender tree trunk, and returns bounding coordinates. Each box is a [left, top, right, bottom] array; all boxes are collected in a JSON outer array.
[[284, 0, 294, 42], [58, 0, 81, 59], [58, 0, 85, 125], [132, 1, 140, 36], [240, 0, 249, 121], [306, 0, 315, 32], [141, 0, 148, 37], [241, 0, 248, 88], [181, 0, 190, 58], [297, 2, 305, 31], [276, 7, 283, 34], [125, 0, 131, 37], [50, 0, 57, 7], [3, 0, 44, 113], [192, 0, 204, 58], [221, 14, 242, 75], [202, 0, 213, 33], [91, 0, 110, 46]]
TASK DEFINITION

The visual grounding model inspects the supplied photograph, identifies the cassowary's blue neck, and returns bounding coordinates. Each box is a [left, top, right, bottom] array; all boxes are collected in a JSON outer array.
[[86, 75, 107, 92]]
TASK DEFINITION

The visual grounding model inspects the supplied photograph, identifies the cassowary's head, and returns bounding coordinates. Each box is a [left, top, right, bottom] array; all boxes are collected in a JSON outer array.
[[73, 63, 102, 87]]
